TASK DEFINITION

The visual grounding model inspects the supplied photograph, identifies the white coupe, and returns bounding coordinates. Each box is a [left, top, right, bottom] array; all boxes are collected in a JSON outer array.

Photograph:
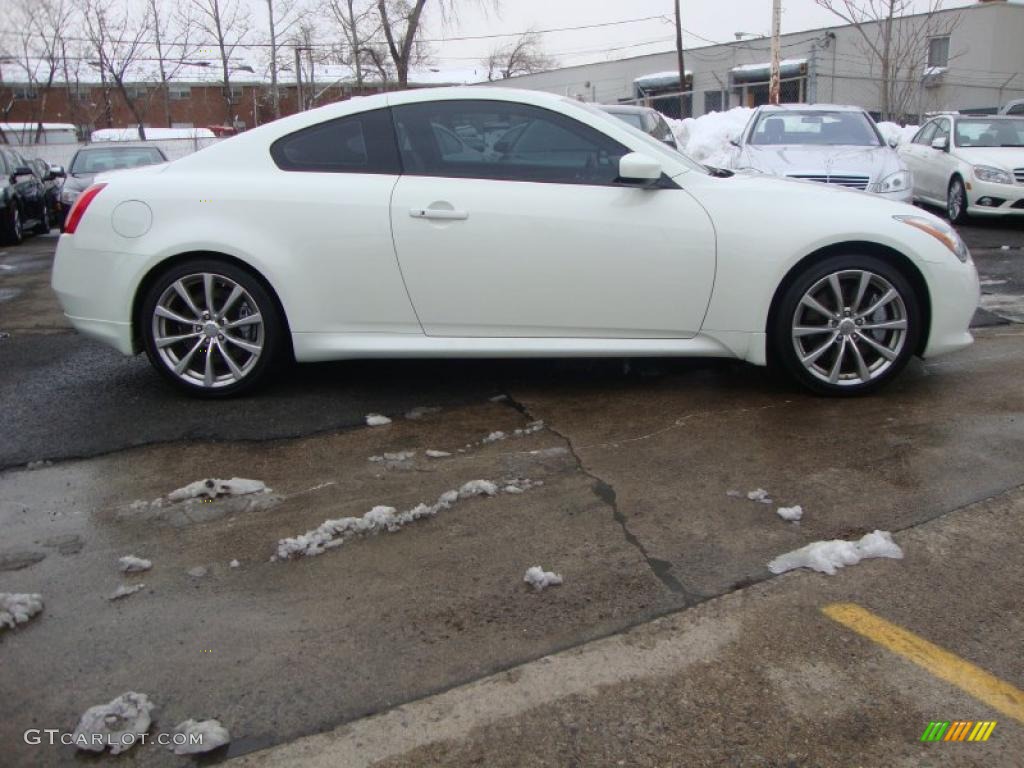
[[52, 87, 979, 397]]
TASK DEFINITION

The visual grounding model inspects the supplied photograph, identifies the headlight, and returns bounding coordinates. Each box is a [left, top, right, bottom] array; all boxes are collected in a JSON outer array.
[[876, 170, 911, 193], [893, 215, 971, 263], [973, 165, 1012, 184], [60, 187, 81, 205]]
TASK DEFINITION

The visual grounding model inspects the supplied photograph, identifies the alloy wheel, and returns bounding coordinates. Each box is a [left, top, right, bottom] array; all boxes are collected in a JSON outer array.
[[151, 272, 265, 389], [791, 269, 909, 387], [948, 179, 964, 221]]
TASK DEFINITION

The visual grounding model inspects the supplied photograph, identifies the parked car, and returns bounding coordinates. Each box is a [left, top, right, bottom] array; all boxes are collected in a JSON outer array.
[[52, 88, 978, 398], [1, 147, 50, 244], [30, 157, 64, 229], [60, 145, 167, 226], [899, 114, 1024, 222], [731, 104, 912, 201], [999, 99, 1024, 116], [597, 104, 678, 149]]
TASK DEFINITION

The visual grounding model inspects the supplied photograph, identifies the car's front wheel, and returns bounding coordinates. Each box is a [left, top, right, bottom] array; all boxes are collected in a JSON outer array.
[[140, 259, 285, 397], [947, 176, 969, 224], [3, 204, 24, 245], [34, 203, 51, 235], [772, 254, 921, 396]]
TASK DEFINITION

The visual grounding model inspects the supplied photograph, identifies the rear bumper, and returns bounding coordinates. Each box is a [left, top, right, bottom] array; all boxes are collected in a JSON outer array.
[[64, 314, 135, 354]]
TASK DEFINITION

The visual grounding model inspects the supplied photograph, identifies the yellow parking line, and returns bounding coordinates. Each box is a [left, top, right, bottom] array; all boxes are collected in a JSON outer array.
[[823, 603, 1024, 724]]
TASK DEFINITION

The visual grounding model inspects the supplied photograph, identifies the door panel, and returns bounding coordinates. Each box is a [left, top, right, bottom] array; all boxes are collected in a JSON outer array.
[[390, 176, 717, 338]]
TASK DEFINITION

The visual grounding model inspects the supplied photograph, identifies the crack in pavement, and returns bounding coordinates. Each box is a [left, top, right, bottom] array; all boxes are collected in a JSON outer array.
[[498, 389, 695, 600]]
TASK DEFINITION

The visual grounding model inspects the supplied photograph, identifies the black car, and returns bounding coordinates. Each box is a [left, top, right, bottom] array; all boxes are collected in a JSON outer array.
[[60, 145, 168, 226], [30, 157, 65, 228], [1, 147, 50, 244]]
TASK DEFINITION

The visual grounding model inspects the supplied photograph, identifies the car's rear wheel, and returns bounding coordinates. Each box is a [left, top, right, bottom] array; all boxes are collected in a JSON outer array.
[[772, 254, 921, 396], [947, 176, 969, 223], [140, 259, 285, 397], [3, 204, 24, 245]]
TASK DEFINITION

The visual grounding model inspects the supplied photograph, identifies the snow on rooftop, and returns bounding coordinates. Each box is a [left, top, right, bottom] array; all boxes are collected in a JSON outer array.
[[731, 57, 807, 73], [92, 127, 216, 141], [768, 530, 903, 576]]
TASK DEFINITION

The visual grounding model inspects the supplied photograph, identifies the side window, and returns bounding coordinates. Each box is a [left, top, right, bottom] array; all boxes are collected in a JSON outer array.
[[391, 100, 629, 186], [270, 108, 400, 174], [913, 121, 937, 145], [933, 119, 950, 145], [1008, 103, 1024, 116]]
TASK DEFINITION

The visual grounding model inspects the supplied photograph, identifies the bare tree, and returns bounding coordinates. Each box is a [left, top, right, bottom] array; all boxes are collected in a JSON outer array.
[[84, 0, 155, 139], [192, 0, 253, 126], [149, 0, 197, 128], [326, 0, 380, 89], [8, 0, 75, 142], [483, 29, 555, 81], [814, 0, 961, 121], [265, 0, 303, 118]]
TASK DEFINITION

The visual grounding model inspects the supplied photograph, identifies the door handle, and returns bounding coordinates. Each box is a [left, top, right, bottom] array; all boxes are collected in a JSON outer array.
[[409, 207, 469, 221]]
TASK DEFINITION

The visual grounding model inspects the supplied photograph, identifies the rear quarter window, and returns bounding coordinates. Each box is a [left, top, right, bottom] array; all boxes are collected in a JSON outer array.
[[271, 108, 400, 174]]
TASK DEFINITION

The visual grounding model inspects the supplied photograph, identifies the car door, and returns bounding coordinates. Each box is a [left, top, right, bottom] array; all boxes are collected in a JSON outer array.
[[900, 121, 936, 200], [919, 118, 954, 200], [388, 99, 716, 339]]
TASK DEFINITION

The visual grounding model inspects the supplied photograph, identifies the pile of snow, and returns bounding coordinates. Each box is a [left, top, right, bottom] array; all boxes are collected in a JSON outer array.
[[229, 559, 240, 568], [168, 719, 231, 755], [118, 555, 152, 573], [108, 584, 145, 601], [776, 505, 804, 522], [768, 530, 903, 576], [167, 477, 268, 502], [72, 692, 154, 754], [524, 566, 563, 591], [666, 107, 754, 167], [877, 121, 919, 146], [503, 478, 544, 494], [425, 449, 451, 458], [747, 488, 773, 504], [482, 431, 507, 444], [365, 414, 392, 426], [369, 450, 416, 464], [276, 478, 540, 559], [479, 421, 545, 446], [0, 592, 43, 630]]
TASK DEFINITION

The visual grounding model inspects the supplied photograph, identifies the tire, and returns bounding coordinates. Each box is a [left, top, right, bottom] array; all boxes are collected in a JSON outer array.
[[140, 258, 286, 397], [947, 176, 969, 224], [771, 254, 921, 396], [2, 204, 24, 245], [33, 204, 51, 235]]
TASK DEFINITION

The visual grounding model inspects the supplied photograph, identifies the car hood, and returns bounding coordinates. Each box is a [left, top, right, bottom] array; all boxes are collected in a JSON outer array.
[[738, 144, 904, 179], [953, 146, 1024, 170]]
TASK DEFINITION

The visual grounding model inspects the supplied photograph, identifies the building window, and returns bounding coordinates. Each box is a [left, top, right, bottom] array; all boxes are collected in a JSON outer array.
[[928, 36, 950, 68], [125, 84, 148, 100], [230, 84, 244, 99], [12, 85, 38, 100], [169, 85, 191, 101], [704, 90, 724, 114]]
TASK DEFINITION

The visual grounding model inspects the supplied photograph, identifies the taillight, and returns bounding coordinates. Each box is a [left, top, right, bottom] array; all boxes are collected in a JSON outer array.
[[63, 183, 107, 234]]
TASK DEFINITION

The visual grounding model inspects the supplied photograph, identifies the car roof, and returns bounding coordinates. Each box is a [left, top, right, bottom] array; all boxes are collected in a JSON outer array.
[[755, 103, 866, 114]]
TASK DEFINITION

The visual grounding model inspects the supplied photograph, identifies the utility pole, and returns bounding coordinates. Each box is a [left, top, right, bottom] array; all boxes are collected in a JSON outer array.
[[294, 46, 303, 111], [674, 0, 687, 118], [769, 0, 782, 105]]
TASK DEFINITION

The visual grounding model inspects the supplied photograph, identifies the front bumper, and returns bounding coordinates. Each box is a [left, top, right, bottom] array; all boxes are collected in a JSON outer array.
[[966, 177, 1024, 216], [921, 256, 980, 359]]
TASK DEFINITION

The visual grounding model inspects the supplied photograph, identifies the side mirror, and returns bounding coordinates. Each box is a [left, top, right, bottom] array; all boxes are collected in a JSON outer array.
[[618, 152, 663, 184], [728, 133, 741, 147], [887, 137, 899, 149], [49, 165, 66, 179], [13, 165, 34, 179], [930, 136, 949, 151]]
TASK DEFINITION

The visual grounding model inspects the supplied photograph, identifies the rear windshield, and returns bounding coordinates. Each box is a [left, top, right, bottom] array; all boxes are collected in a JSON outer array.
[[749, 111, 881, 146], [71, 147, 165, 174]]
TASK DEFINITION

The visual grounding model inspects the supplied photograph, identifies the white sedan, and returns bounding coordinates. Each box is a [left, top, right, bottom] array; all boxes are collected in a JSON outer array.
[[898, 114, 1024, 222], [52, 87, 979, 397]]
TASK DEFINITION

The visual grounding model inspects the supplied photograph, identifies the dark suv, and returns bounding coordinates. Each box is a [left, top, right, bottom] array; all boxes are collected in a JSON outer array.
[[1, 147, 50, 244]]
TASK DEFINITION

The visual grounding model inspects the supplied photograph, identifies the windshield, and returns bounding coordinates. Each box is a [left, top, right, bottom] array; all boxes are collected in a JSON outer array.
[[70, 147, 165, 175], [955, 118, 1024, 147], [613, 112, 645, 130], [577, 101, 707, 174], [749, 110, 882, 147]]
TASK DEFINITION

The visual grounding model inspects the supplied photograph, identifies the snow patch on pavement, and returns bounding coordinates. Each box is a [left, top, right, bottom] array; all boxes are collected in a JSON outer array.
[[746, 488, 773, 504], [118, 555, 152, 573], [276, 479, 540, 559], [108, 584, 145, 601], [425, 449, 451, 458], [768, 530, 903, 576], [365, 414, 392, 426], [168, 719, 231, 755], [776, 505, 804, 522], [524, 566, 563, 591], [1, 592, 43, 630], [167, 477, 268, 502], [72, 692, 154, 754], [229, 559, 240, 568]]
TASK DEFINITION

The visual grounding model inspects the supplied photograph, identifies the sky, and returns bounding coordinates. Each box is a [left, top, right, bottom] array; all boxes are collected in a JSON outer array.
[[406, 0, 978, 77]]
